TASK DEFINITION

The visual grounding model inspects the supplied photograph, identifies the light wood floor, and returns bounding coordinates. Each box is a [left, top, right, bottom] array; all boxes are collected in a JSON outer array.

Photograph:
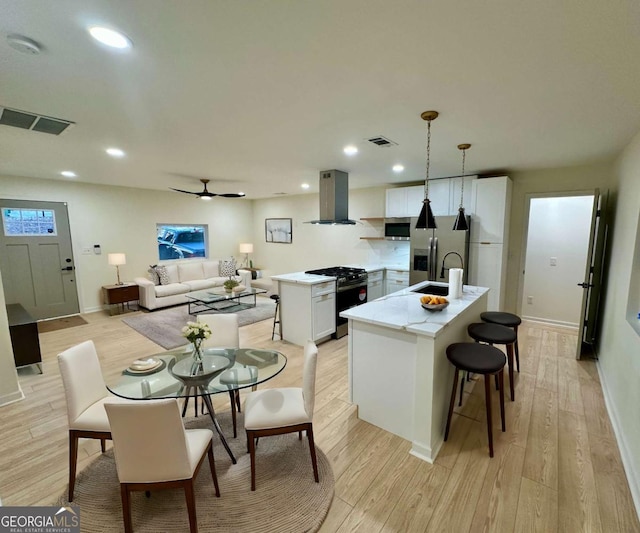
[[1, 309, 638, 532]]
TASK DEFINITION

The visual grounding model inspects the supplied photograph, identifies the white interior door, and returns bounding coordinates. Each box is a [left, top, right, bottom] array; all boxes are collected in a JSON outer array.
[[0, 199, 79, 320]]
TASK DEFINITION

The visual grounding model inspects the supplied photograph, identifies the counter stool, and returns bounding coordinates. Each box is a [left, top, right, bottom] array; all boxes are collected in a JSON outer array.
[[271, 294, 282, 340], [481, 312, 521, 372], [445, 343, 506, 457], [467, 322, 517, 402]]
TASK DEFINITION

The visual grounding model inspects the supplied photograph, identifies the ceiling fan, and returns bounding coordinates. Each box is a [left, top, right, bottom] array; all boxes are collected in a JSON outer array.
[[169, 179, 245, 200]]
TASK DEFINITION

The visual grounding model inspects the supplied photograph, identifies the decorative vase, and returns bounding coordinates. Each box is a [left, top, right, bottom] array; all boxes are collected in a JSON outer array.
[[192, 338, 204, 363]]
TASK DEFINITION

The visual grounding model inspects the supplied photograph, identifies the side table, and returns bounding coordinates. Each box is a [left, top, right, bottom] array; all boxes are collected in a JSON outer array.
[[6, 303, 43, 373], [103, 283, 139, 315]]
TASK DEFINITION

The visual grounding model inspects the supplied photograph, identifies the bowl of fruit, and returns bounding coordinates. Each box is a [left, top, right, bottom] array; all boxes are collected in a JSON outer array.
[[420, 294, 449, 311]]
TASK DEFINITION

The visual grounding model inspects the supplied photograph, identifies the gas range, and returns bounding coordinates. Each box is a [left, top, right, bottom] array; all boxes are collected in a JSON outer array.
[[305, 266, 368, 288]]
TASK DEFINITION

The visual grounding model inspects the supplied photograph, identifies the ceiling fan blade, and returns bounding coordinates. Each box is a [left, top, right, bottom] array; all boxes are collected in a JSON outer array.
[[216, 193, 246, 198], [169, 187, 199, 195]]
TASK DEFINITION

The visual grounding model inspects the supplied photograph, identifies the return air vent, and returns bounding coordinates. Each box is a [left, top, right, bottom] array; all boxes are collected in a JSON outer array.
[[0, 106, 74, 135], [367, 135, 398, 147]]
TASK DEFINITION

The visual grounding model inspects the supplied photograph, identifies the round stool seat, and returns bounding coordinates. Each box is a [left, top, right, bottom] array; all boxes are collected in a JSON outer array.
[[468, 322, 517, 345], [447, 343, 506, 374], [481, 311, 521, 328], [270, 294, 280, 302]]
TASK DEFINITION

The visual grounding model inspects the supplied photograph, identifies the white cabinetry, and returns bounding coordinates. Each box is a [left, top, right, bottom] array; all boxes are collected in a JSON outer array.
[[278, 280, 336, 346], [386, 186, 423, 218], [386, 177, 476, 218], [467, 176, 512, 311], [385, 269, 409, 295], [367, 270, 384, 301]]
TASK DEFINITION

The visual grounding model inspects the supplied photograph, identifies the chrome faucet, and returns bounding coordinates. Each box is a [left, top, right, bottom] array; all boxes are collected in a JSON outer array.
[[440, 251, 464, 279]]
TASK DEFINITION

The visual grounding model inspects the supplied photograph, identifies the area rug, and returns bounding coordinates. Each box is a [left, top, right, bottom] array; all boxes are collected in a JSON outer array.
[[121, 299, 276, 350], [57, 411, 334, 533], [37, 315, 88, 333]]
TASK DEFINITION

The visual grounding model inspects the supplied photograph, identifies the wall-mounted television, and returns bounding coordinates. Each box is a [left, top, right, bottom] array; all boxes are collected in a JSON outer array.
[[157, 223, 208, 261]]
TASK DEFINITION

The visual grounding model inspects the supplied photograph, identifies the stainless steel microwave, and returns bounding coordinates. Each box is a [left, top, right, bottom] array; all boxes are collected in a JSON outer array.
[[384, 220, 411, 239]]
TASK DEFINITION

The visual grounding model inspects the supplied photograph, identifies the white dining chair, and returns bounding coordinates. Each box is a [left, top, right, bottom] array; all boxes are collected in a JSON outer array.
[[244, 340, 319, 491], [58, 340, 125, 501], [196, 313, 242, 436], [105, 399, 220, 533]]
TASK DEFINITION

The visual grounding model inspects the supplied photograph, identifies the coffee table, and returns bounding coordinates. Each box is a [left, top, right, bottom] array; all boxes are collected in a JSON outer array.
[[185, 287, 267, 315]]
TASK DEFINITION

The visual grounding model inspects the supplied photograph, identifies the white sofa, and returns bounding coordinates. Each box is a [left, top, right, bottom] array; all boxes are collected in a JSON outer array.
[[134, 260, 251, 311]]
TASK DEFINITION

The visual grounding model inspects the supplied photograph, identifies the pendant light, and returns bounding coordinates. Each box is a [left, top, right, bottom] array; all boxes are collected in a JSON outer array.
[[452, 143, 471, 231], [415, 110, 439, 229]]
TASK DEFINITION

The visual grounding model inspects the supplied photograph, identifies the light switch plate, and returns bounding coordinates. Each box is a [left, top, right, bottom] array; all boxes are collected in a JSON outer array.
[[81, 247, 92, 255], [550, 257, 557, 266]]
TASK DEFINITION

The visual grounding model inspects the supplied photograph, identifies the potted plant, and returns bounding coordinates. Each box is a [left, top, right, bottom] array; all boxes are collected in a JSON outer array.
[[223, 277, 239, 293]]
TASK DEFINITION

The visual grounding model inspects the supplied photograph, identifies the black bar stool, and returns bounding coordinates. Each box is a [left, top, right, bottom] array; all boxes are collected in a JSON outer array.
[[270, 294, 282, 340], [481, 312, 522, 372], [467, 322, 517, 401], [444, 342, 506, 457]]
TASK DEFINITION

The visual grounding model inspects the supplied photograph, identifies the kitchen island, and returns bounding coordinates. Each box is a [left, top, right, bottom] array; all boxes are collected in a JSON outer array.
[[340, 281, 489, 463]]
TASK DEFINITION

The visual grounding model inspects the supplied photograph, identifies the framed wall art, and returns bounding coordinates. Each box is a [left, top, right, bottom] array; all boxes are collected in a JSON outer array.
[[156, 223, 208, 260], [265, 218, 292, 244]]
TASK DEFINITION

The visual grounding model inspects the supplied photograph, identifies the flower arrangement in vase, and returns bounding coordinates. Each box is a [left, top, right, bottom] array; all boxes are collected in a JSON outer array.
[[181, 321, 211, 362]]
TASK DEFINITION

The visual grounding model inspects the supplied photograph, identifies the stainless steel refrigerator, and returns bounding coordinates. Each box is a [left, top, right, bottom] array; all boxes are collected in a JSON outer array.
[[409, 215, 471, 285]]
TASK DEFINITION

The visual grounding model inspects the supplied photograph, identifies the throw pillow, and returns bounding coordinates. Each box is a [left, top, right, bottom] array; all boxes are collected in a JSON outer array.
[[155, 265, 171, 285], [219, 259, 237, 278], [147, 265, 160, 285]]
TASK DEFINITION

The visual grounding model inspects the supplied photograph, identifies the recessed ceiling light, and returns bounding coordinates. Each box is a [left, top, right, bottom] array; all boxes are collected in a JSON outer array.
[[89, 26, 132, 49], [60, 171, 77, 178], [301, 183, 310, 189], [343, 145, 358, 156], [392, 164, 405, 173], [106, 147, 125, 158]]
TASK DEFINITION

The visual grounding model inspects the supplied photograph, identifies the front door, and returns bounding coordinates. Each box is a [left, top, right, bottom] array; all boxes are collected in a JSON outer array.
[[576, 190, 608, 358], [0, 199, 79, 320]]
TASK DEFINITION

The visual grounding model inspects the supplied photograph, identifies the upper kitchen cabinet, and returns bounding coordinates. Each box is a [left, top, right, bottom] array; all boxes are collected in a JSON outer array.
[[386, 177, 477, 219], [469, 176, 512, 244], [386, 186, 423, 218]]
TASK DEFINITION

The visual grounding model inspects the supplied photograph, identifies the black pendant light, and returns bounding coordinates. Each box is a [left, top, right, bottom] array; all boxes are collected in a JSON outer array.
[[415, 110, 439, 230], [452, 143, 471, 231]]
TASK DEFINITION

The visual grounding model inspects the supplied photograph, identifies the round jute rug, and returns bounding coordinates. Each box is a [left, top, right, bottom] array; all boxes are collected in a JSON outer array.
[[57, 411, 334, 532]]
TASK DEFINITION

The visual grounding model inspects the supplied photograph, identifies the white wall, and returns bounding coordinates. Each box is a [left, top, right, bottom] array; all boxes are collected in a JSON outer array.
[[520, 195, 593, 326], [0, 175, 253, 312], [598, 131, 640, 513], [252, 186, 408, 275]]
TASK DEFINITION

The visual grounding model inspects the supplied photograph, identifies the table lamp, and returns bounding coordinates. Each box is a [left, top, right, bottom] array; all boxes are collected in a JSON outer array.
[[239, 243, 253, 268], [108, 253, 126, 285]]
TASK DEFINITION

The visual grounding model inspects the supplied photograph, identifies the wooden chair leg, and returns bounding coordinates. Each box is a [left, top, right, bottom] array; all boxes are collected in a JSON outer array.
[[306, 424, 319, 483], [184, 479, 198, 533], [207, 444, 220, 497], [228, 391, 237, 438], [514, 326, 520, 372], [68, 431, 78, 501], [484, 374, 494, 457], [506, 344, 515, 401], [458, 370, 466, 406], [121, 484, 133, 533], [248, 430, 257, 491], [235, 390, 241, 413], [498, 369, 506, 432], [182, 395, 190, 417], [444, 367, 459, 441]]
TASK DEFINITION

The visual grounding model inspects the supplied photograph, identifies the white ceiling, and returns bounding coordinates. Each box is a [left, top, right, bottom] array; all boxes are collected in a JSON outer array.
[[2, 0, 640, 199]]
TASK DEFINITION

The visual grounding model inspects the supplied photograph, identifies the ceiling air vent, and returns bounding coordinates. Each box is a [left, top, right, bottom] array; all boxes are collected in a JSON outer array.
[[367, 135, 398, 147], [0, 106, 74, 135]]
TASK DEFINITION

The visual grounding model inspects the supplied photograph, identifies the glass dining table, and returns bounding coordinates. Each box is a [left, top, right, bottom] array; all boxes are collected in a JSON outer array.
[[106, 346, 287, 464]]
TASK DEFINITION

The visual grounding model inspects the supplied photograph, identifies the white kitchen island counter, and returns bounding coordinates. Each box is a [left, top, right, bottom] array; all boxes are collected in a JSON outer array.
[[340, 281, 489, 462]]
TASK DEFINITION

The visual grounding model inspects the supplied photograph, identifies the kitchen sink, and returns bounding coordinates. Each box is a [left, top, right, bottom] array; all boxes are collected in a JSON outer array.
[[411, 284, 449, 296]]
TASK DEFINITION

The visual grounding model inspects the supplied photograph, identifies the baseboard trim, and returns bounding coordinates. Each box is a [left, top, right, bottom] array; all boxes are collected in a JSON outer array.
[[596, 360, 640, 521], [521, 317, 579, 330], [0, 387, 25, 407]]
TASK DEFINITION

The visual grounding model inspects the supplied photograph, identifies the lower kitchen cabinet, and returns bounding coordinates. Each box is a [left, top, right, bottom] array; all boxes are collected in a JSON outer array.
[[367, 270, 384, 301], [278, 280, 336, 346], [385, 269, 409, 295]]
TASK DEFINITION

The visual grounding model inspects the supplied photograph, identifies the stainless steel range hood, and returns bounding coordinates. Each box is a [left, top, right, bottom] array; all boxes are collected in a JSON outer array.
[[306, 169, 357, 225]]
